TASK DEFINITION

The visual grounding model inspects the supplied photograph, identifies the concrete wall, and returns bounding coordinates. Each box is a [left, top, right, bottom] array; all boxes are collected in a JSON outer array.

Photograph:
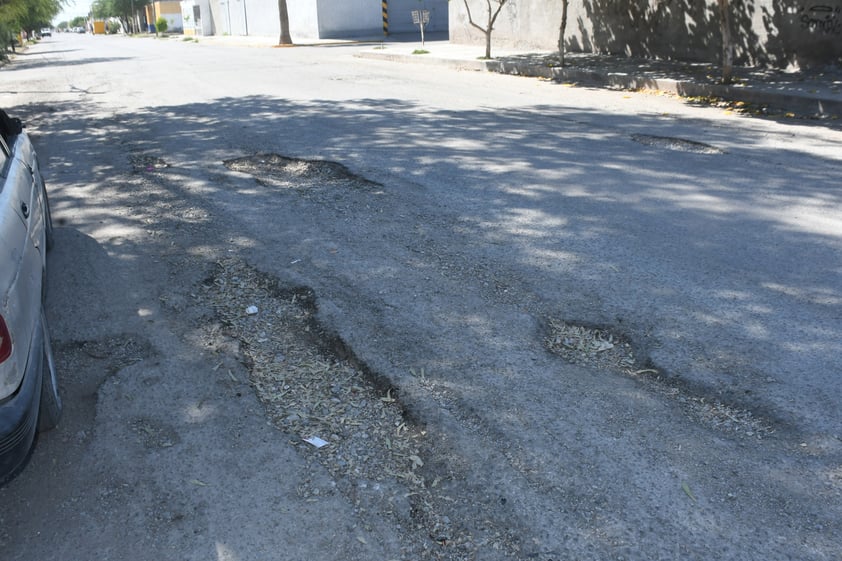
[[317, 0, 448, 38], [387, 0, 449, 34], [449, 0, 842, 68], [202, 0, 448, 40], [287, 0, 321, 40], [216, 0, 281, 36]]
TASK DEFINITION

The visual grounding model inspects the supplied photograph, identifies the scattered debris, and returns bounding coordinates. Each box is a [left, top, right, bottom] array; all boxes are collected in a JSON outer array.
[[682, 482, 697, 502]]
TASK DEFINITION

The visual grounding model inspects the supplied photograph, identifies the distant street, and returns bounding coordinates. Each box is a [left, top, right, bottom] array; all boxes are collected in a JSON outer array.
[[1, 33, 840, 561]]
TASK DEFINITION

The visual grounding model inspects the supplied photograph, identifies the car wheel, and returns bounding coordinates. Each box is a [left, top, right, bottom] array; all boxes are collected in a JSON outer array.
[[38, 310, 62, 432]]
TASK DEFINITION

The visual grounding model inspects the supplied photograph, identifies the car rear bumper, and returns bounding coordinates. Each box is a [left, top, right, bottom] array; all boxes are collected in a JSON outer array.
[[0, 319, 43, 484]]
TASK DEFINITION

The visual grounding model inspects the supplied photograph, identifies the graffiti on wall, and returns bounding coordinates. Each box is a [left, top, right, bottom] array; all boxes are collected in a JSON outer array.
[[799, 4, 842, 34]]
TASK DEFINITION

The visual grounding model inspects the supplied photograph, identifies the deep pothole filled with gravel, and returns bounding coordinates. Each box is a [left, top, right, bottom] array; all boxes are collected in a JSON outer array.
[[223, 153, 382, 191], [195, 258, 486, 559], [630, 133, 723, 154], [545, 320, 773, 439]]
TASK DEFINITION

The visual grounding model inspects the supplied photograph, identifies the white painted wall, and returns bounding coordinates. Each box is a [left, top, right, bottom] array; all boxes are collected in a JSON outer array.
[[244, 0, 281, 36], [287, 0, 321, 40], [203, 0, 448, 40]]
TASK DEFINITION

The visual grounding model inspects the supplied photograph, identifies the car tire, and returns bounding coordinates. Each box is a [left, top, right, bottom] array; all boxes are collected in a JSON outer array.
[[37, 310, 62, 432]]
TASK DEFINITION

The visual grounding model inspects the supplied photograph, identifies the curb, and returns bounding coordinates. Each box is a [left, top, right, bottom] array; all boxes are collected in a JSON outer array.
[[356, 51, 842, 118]]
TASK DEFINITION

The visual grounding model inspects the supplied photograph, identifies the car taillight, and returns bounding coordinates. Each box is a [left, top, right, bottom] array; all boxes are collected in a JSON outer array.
[[0, 316, 12, 363]]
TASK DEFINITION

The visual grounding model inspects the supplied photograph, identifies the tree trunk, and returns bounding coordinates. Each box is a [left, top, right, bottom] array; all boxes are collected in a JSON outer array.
[[278, 0, 292, 45], [463, 0, 510, 59], [718, 0, 733, 84], [558, 0, 568, 66]]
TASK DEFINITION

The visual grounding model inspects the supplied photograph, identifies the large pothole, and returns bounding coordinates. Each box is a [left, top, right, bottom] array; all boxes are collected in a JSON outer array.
[[195, 258, 482, 559], [224, 153, 382, 191], [631, 133, 723, 154], [545, 320, 773, 438]]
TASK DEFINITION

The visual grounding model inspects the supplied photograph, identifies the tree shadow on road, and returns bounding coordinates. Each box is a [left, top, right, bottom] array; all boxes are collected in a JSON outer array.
[[13, 90, 842, 561]]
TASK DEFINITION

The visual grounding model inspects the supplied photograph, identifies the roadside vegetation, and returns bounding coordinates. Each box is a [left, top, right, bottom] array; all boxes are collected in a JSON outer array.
[[0, 0, 61, 59]]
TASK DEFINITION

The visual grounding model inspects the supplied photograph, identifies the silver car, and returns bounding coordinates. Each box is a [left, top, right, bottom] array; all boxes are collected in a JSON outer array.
[[0, 109, 61, 485]]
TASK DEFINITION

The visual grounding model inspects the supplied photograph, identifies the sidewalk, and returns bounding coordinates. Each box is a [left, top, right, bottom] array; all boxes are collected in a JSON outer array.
[[354, 38, 842, 120], [177, 32, 842, 120]]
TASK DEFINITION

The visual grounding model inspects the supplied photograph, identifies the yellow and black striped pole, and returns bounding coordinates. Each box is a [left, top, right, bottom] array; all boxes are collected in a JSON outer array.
[[382, 0, 388, 35]]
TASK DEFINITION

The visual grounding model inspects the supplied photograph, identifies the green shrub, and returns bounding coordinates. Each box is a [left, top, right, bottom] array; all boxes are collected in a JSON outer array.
[[155, 16, 168, 34]]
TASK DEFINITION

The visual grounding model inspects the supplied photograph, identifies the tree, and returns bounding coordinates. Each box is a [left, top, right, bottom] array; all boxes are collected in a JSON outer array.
[[557, 0, 569, 67], [277, 0, 291, 45], [717, 0, 733, 84], [0, 0, 64, 32], [92, 0, 150, 34], [461, 0, 511, 59]]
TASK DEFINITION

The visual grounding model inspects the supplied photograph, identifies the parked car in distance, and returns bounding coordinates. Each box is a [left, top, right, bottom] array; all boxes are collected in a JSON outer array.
[[0, 109, 61, 486], [40, 28, 52, 38]]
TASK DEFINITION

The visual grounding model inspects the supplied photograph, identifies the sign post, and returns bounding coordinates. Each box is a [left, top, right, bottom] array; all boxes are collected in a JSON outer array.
[[411, 10, 430, 46]]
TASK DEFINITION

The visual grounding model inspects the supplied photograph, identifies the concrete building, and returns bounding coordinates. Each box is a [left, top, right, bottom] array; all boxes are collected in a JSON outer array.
[[145, 1, 185, 33], [450, 0, 842, 69], [180, 0, 213, 35]]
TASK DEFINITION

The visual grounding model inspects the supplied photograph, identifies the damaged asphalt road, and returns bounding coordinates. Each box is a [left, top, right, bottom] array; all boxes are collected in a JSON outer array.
[[1, 35, 840, 560]]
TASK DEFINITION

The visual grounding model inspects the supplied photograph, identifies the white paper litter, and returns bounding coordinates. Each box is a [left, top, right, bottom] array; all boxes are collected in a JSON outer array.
[[304, 436, 328, 448]]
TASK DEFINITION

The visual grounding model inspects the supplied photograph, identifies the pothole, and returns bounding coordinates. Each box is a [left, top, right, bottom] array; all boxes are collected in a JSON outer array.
[[545, 320, 773, 438], [195, 257, 480, 558], [71, 335, 156, 373], [224, 153, 381, 190], [129, 418, 180, 450], [545, 319, 636, 373], [130, 153, 170, 172], [630, 133, 723, 154]]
